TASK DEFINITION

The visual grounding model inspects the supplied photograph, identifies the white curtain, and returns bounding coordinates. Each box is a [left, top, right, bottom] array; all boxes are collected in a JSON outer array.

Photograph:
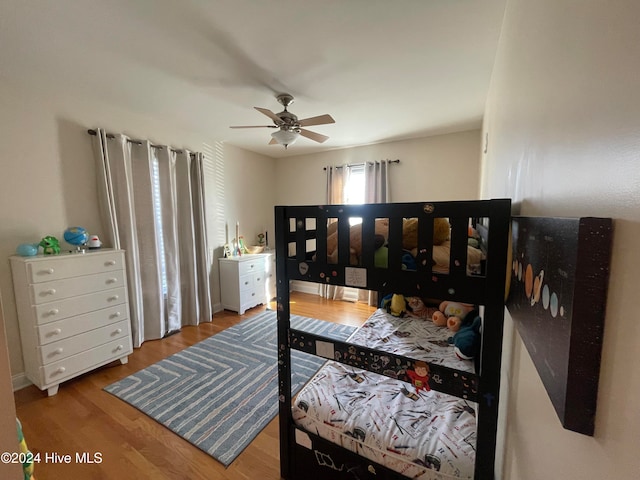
[[92, 129, 212, 347]]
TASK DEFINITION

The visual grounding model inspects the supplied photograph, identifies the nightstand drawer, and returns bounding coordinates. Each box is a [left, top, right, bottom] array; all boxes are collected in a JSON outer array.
[[33, 287, 126, 325], [30, 270, 125, 304], [38, 319, 130, 365], [238, 259, 265, 277], [239, 273, 254, 292], [36, 305, 128, 345], [27, 252, 124, 283], [40, 337, 132, 385]]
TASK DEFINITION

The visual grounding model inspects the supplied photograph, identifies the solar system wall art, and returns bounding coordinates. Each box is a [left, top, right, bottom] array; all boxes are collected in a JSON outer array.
[[507, 216, 612, 435]]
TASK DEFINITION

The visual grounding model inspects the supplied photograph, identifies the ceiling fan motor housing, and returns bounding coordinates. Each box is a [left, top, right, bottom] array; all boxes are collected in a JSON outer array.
[[276, 110, 299, 130]]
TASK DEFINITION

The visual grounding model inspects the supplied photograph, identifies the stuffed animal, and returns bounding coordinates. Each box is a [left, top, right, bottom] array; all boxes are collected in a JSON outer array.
[[406, 296, 432, 320], [449, 315, 482, 360], [381, 293, 407, 317], [39, 235, 60, 255], [468, 226, 481, 248], [327, 218, 389, 263], [374, 234, 388, 268], [327, 217, 450, 264], [402, 217, 450, 253], [432, 301, 476, 331]]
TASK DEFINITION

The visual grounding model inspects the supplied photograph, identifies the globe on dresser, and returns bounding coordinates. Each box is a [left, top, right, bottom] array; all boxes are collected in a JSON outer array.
[[63, 226, 89, 252]]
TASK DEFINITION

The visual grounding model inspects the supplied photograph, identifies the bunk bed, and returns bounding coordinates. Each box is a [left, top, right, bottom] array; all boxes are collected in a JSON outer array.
[[275, 199, 511, 480]]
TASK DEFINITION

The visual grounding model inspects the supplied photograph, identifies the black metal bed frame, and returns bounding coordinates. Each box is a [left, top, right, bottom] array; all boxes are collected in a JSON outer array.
[[275, 199, 511, 480]]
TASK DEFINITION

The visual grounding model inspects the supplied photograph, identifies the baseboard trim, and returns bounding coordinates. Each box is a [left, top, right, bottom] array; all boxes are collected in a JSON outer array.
[[12, 373, 31, 392], [290, 281, 318, 295]]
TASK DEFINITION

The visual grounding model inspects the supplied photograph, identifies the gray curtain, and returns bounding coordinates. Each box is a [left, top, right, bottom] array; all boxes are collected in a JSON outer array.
[[360, 160, 391, 305], [92, 129, 212, 347], [320, 161, 391, 303], [319, 165, 349, 300]]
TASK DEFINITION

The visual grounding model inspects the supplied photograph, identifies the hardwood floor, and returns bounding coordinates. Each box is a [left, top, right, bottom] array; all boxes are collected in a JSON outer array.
[[13, 292, 376, 480]]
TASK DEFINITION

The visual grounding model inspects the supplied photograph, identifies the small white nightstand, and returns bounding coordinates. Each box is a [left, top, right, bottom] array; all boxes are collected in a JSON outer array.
[[219, 253, 275, 314]]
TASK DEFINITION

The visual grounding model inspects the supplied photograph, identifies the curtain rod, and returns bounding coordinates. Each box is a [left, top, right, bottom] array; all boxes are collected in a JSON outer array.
[[323, 159, 400, 170], [87, 129, 194, 156]]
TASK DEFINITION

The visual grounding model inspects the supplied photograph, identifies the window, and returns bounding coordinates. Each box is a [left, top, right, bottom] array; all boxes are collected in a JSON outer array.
[[345, 164, 365, 226], [151, 154, 168, 296]]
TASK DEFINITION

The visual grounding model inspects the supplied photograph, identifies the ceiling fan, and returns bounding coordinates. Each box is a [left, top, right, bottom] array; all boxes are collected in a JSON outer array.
[[230, 93, 335, 148]]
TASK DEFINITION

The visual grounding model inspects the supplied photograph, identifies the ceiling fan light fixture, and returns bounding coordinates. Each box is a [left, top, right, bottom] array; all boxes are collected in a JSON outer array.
[[271, 129, 299, 148]]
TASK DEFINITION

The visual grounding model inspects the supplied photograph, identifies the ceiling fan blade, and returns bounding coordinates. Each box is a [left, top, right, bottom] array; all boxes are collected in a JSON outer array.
[[298, 114, 336, 127], [268, 137, 278, 145], [229, 125, 277, 129], [254, 107, 283, 124], [299, 128, 329, 143]]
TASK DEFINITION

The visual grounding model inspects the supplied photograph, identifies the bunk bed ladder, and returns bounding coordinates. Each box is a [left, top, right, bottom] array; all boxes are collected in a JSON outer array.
[[275, 206, 294, 479]]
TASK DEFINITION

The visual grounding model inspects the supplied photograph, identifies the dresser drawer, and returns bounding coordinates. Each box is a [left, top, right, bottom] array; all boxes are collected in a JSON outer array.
[[239, 273, 254, 292], [27, 252, 124, 283], [238, 259, 265, 277], [30, 270, 125, 304], [40, 337, 132, 386], [38, 319, 130, 365], [36, 305, 128, 345], [239, 287, 261, 306], [33, 287, 126, 325]]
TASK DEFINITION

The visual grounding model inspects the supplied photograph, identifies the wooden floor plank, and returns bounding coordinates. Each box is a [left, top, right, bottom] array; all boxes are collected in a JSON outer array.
[[13, 292, 375, 480]]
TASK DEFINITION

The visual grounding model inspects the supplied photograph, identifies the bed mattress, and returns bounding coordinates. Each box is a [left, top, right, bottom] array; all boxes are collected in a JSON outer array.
[[292, 309, 478, 479]]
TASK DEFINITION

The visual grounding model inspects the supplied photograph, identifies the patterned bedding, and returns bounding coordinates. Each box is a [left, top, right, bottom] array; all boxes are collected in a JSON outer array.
[[292, 309, 478, 479]]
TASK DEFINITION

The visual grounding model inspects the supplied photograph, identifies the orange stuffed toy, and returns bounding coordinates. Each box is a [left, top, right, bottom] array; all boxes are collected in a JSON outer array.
[[432, 301, 476, 332]]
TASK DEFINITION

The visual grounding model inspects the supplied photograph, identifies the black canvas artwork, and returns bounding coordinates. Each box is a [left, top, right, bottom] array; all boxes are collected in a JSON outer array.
[[507, 216, 612, 435]]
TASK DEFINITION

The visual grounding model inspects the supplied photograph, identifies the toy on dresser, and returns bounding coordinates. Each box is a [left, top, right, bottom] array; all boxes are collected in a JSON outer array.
[[39, 236, 60, 255]]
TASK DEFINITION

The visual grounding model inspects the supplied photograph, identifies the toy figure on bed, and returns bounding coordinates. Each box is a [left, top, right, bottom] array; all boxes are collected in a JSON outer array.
[[407, 360, 431, 392], [432, 301, 477, 331], [449, 315, 482, 361]]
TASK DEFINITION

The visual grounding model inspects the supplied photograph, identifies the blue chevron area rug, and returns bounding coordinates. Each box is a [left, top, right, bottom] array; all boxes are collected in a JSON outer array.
[[104, 310, 356, 467]]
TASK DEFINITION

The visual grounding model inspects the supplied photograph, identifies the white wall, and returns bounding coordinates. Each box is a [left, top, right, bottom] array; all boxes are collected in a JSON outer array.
[[275, 131, 482, 205], [482, 0, 640, 478], [220, 144, 277, 253]]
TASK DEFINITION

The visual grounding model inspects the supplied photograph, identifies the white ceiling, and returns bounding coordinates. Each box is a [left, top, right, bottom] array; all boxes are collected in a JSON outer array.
[[0, 0, 506, 158]]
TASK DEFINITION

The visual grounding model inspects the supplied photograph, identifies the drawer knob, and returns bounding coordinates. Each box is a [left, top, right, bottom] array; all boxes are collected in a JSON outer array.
[[115, 345, 123, 351], [115, 328, 122, 334], [56, 367, 66, 374], [54, 348, 63, 354], [45, 288, 57, 295], [111, 311, 121, 318], [108, 295, 119, 301], [244, 281, 249, 285], [106, 277, 117, 284], [48, 309, 59, 316], [106, 260, 117, 266], [256, 277, 261, 281], [40, 268, 54, 275], [53, 328, 62, 335]]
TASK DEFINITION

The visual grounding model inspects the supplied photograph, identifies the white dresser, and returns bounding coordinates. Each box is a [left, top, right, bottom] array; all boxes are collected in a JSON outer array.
[[219, 253, 275, 314], [10, 249, 133, 396]]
